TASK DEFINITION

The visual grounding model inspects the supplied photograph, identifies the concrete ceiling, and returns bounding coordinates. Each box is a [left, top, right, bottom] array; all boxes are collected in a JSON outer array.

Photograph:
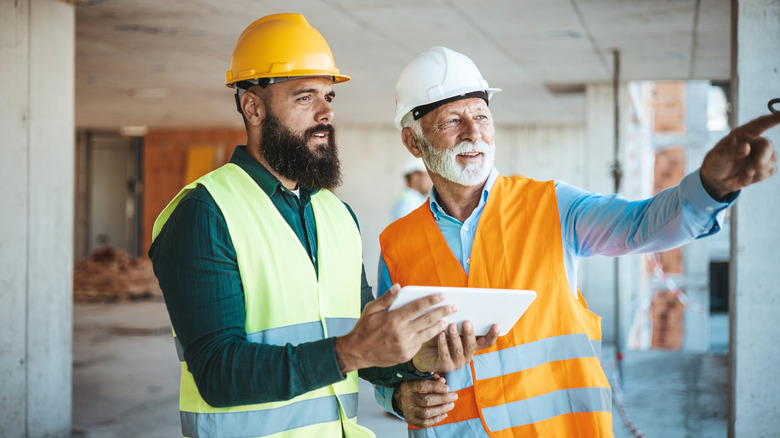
[[75, 0, 730, 130]]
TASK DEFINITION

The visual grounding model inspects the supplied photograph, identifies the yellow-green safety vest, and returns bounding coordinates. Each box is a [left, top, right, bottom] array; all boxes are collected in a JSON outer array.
[[153, 163, 374, 438]]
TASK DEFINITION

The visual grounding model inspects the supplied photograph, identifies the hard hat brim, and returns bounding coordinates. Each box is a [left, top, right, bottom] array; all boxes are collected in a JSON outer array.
[[226, 73, 351, 88], [395, 87, 501, 129]]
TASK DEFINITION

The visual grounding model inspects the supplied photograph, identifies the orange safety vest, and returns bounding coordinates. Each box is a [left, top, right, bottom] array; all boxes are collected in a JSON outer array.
[[379, 175, 614, 437]]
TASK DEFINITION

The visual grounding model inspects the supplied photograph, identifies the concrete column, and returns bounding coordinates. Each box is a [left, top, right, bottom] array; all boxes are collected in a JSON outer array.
[[582, 83, 633, 346], [581, 84, 616, 343], [0, 1, 74, 436], [681, 81, 712, 352], [729, 0, 780, 436]]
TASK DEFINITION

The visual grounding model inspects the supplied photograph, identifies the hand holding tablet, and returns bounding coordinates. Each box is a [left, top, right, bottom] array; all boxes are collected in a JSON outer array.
[[387, 286, 537, 337]]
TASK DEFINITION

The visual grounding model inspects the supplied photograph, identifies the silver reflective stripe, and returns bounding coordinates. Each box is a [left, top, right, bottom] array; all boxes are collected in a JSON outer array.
[[409, 418, 490, 438], [482, 387, 612, 431], [175, 336, 185, 362], [247, 318, 358, 346], [248, 321, 323, 346], [181, 392, 358, 438], [443, 364, 473, 392], [324, 317, 358, 338], [174, 318, 357, 362], [473, 334, 601, 380], [339, 391, 358, 419]]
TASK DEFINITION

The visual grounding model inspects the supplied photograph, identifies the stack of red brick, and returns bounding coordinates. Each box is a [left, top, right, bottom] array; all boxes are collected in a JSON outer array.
[[650, 290, 686, 350], [73, 246, 162, 303]]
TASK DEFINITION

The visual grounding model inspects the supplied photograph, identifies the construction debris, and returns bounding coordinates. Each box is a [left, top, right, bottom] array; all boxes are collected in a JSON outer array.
[[73, 246, 162, 302]]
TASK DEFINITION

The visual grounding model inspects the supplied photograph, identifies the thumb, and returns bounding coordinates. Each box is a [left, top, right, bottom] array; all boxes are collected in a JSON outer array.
[[712, 134, 750, 161], [735, 141, 751, 159]]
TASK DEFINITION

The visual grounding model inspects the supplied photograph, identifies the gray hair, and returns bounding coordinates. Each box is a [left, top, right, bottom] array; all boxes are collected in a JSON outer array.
[[400, 112, 429, 150]]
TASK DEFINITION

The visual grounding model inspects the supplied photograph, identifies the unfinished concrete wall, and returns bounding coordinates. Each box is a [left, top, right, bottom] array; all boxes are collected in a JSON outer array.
[[730, 0, 780, 435], [679, 82, 712, 352], [0, 0, 75, 436]]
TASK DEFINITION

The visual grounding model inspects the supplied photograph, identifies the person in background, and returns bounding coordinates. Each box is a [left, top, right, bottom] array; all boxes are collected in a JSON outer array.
[[392, 156, 434, 221], [149, 19, 495, 438], [375, 46, 779, 437]]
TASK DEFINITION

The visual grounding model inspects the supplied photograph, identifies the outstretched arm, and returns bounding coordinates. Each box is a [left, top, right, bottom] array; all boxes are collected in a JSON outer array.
[[558, 113, 780, 263]]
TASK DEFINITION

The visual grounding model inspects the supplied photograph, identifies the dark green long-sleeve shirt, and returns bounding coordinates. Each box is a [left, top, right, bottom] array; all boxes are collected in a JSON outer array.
[[149, 146, 419, 408]]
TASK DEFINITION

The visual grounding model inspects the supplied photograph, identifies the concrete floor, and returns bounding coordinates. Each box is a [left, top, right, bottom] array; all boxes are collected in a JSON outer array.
[[72, 300, 728, 437]]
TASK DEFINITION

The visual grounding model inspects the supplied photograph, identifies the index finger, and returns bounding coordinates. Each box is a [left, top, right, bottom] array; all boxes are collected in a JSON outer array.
[[732, 113, 780, 141], [393, 293, 446, 320]]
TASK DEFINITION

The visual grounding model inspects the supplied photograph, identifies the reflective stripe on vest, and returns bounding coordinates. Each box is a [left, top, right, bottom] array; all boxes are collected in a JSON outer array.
[[411, 418, 491, 438], [442, 334, 603, 393], [473, 334, 602, 381], [482, 387, 612, 431], [381, 175, 613, 437], [153, 163, 368, 438], [180, 393, 359, 438], [173, 317, 358, 362]]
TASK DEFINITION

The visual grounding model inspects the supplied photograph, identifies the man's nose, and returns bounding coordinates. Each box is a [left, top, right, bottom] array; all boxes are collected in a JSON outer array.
[[315, 99, 334, 124], [459, 118, 481, 143]]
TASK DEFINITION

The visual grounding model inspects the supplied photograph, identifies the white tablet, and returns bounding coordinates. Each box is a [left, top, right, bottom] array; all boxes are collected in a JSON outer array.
[[387, 286, 537, 337]]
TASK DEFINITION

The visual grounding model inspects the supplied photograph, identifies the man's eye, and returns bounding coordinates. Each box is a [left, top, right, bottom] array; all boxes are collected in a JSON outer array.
[[298, 96, 311, 102], [325, 96, 333, 103]]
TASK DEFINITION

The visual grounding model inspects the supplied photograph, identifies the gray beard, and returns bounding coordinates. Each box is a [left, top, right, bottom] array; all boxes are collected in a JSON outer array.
[[419, 138, 494, 186]]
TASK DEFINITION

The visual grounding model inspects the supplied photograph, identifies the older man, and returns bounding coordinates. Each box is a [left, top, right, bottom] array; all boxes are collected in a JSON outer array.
[[375, 46, 779, 436]]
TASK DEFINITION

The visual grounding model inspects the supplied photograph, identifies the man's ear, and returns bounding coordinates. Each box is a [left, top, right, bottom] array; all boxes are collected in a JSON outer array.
[[240, 90, 265, 126], [401, 127, 424, 158]]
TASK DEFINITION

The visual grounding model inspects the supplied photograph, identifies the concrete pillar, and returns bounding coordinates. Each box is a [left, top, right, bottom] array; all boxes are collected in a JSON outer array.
[[730, 1, 780, 435], [681, 81, 712, 352], [582, 83, 625, 345], [0, 1, 74, 436]]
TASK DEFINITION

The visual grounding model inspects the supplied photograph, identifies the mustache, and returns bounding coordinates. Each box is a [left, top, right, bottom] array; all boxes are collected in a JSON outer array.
[[305, 123, 334, 138], [451, 140, 493, 154]]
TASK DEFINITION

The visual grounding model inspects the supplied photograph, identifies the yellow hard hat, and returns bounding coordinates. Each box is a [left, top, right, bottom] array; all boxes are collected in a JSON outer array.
[[225, 13, 350, 88]]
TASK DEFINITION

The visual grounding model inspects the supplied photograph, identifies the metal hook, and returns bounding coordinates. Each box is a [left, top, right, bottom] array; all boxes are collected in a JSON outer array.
[[770, 98, 780, 114]]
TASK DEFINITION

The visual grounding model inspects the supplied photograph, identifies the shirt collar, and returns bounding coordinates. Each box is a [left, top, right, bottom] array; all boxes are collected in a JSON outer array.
[[428, 167, 500, 221]]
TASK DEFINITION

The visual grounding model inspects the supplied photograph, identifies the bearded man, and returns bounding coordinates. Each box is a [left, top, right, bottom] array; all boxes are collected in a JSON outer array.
[[375, 46, 779, 437], [149, 17, 495, 438]]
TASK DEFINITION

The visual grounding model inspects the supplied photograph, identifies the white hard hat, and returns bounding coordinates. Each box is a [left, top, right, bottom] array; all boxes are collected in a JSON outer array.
[[402, 156, 427, 176], [394, 46, 501, 130]]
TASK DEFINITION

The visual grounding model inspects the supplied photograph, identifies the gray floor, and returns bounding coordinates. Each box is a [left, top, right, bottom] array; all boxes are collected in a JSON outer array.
[[72, 300, 728, 437]]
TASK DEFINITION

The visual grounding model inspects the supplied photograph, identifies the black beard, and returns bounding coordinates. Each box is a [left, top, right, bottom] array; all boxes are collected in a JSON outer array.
[[259, 112, 342, 190]]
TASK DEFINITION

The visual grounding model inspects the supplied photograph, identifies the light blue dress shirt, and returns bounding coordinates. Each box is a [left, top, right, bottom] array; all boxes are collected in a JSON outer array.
[[374, 167, 735, 416]]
